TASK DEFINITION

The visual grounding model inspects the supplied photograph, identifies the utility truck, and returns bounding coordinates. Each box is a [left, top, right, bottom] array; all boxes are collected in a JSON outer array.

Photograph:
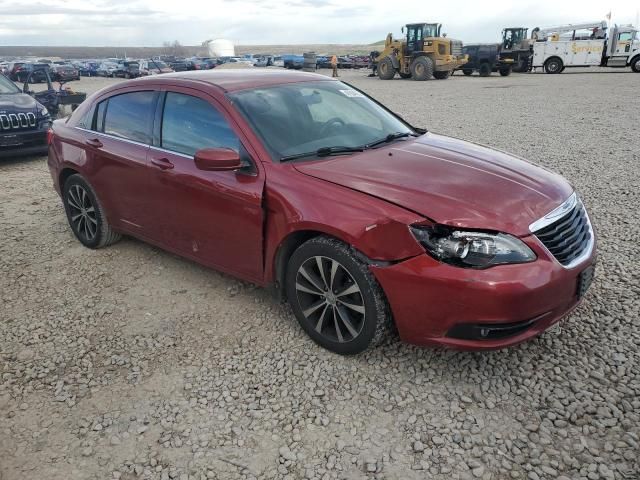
[[531, 21, 640, 73]]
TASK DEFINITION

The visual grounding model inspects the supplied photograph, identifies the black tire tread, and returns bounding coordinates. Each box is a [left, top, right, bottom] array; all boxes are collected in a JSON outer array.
[[286, 236, 392, 354], [64, 174, 121, 249]]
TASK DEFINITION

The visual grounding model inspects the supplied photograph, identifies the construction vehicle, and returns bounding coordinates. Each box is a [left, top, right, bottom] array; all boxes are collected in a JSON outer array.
[[531, 21, 640, 73], [500, 27, 534, 72], [375, 23, 467, 80]]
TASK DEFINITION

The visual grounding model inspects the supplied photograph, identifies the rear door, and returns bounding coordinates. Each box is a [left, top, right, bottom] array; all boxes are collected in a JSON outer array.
[[80, 90, 158, 232], [146, 88, 265, 281]]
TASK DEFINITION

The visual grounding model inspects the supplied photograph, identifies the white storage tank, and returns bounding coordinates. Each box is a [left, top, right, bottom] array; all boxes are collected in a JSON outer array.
[[206, 39, 235, 58]]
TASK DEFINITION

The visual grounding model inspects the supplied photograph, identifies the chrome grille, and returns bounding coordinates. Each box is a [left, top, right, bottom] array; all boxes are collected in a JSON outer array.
[[531, 194, 593, 267], [0, 113, 37, 131]]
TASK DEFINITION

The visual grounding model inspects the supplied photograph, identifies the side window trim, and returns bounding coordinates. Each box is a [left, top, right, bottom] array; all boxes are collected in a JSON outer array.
[[152, 91, 166, 148]]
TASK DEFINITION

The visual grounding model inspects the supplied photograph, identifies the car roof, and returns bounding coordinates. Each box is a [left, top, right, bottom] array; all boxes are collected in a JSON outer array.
[[131, 69, 335, 93]]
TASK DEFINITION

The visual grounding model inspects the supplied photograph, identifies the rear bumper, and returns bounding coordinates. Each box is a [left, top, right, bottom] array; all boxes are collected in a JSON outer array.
[[371, 237, 596, 350]]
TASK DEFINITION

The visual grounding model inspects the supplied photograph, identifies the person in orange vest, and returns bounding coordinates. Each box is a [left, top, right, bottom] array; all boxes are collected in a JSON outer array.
[[330, 55, 338, 77]]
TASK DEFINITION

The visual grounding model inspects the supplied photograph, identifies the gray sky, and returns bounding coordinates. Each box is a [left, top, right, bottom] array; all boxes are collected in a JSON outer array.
[[0, 0, 637, 46]]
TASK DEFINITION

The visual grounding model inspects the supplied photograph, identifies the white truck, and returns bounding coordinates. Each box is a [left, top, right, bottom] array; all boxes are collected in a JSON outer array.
[[531, 21, 640, 73]]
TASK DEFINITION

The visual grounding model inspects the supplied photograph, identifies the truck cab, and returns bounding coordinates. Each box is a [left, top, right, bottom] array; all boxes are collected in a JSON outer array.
[[500, 27, 533, 72]]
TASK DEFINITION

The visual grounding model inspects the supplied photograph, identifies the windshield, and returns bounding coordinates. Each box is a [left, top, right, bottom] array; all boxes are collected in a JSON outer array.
[[230, 81, 413, 161], [0, 74, 20, 94]]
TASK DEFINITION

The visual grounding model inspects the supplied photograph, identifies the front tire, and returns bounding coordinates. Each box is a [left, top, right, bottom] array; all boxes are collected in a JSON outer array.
[[499, 67, 512, 76], [285, 237, 392, 355], [62, 174, 121, 249], [462, 69, 473, 76], [410, 56, 434, 80], [631, 56, 640, 73], [377, 57, 396, 80], [433, 70, 450, 80]]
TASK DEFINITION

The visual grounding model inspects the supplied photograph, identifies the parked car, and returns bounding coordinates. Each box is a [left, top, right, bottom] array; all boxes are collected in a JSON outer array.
[[97, 62, 119, 77], [169, 61, 189, 72], [114, 61, 141, 79], [316, 56, 331, 68], [50, 64, 80, 82], [460, 43, 514, 76], [224, 57, 253, 66], [282, 54, 304, 69], [139, 60, 173, 75], [47, 70, 596, 354], [11, 63, 51, 83], [0, 73, 51, 157], [79, 61, 99, 77], [337, 57, 354, 69]]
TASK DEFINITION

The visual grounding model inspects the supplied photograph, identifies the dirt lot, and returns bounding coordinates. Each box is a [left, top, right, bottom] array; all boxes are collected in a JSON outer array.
[[1, 69, 639, 480]]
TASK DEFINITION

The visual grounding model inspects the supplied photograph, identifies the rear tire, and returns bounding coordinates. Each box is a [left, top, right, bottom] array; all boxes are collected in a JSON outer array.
[[499, 67, 512, 76], [544, 57, 563, 74], [62, 174, 121, 249], [462, 69, 473, 76], [410, 56, 434, 80], [377, 57, 396, 80], [285, 236, 392, 355], [433, 70, 450, 80], [479, 63, 491, 77]]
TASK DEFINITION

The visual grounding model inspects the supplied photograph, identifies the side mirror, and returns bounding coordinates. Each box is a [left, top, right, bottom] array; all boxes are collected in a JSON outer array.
[[194, 148, 242, 171]]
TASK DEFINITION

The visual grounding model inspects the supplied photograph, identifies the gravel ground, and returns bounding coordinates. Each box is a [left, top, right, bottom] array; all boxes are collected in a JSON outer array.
[[1, 69, 639, 480]]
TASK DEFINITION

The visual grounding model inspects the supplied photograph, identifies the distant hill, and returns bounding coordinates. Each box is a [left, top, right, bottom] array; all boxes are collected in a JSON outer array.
[[0, 44, 374, 60], [369, 40, 386, 46]]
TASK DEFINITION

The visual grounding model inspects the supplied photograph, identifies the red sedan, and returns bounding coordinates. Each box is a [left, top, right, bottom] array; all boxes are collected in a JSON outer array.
[[47, 70, 596, 354]]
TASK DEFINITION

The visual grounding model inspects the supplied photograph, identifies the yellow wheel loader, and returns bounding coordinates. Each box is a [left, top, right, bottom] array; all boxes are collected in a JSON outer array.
[[376, 23, 468, 80]]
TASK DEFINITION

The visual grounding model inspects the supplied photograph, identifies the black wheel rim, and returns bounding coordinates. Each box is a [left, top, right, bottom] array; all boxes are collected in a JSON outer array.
[[67, 184, 98, 242], [295, 256, 365, 343]]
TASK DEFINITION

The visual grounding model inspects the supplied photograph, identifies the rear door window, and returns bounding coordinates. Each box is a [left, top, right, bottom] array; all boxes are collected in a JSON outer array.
[[102, 91, 156, 144], [160, 92, 239, 156]]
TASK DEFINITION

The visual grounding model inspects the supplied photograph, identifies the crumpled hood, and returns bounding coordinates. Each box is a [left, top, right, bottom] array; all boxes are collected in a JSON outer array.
[[293, 133, 573, 236], [0, 93, 40, 113]]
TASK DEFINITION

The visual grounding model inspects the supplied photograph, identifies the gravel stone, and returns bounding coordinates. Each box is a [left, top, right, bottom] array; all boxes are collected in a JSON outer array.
[[0, 69, 638, 480]]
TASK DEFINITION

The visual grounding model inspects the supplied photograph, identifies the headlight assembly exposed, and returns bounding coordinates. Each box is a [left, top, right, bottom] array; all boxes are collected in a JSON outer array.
[[410, 225, 536, 268]]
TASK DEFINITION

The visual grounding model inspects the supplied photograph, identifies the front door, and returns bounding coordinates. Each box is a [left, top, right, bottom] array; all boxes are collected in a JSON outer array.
[[406, 25, 424, 55], [147, 89, 265, 282], [614, 31, 633, 56]]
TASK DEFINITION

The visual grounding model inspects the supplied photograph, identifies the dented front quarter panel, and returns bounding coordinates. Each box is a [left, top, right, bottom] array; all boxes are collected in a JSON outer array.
[[262, 163, 425, 283]]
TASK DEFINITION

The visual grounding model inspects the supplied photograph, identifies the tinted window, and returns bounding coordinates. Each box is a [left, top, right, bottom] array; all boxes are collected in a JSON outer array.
[[103, 91, 155, 143], [161, 92, 239, 156]]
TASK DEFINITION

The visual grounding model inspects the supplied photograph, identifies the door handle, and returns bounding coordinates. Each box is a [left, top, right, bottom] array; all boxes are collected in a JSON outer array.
[[151, 157, 174, 170], [85, 138, 103, 148]]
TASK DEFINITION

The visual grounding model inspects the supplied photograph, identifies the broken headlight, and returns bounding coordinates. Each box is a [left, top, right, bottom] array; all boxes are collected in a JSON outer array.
[[410, 225, 536, 268]]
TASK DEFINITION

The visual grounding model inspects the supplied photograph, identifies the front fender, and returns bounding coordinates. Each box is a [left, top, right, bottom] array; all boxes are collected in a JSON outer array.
[[263, 167, 426, 283]]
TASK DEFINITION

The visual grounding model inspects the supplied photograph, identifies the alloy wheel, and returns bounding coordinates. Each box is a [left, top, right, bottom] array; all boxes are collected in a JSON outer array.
[[295, 256, 365, 343], [67, 184, 98, 242]]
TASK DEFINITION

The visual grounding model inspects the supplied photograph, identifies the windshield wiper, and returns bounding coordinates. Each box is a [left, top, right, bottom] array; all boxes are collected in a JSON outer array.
[[365, 131, 417, 149], [280, 145, 364, 162]]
